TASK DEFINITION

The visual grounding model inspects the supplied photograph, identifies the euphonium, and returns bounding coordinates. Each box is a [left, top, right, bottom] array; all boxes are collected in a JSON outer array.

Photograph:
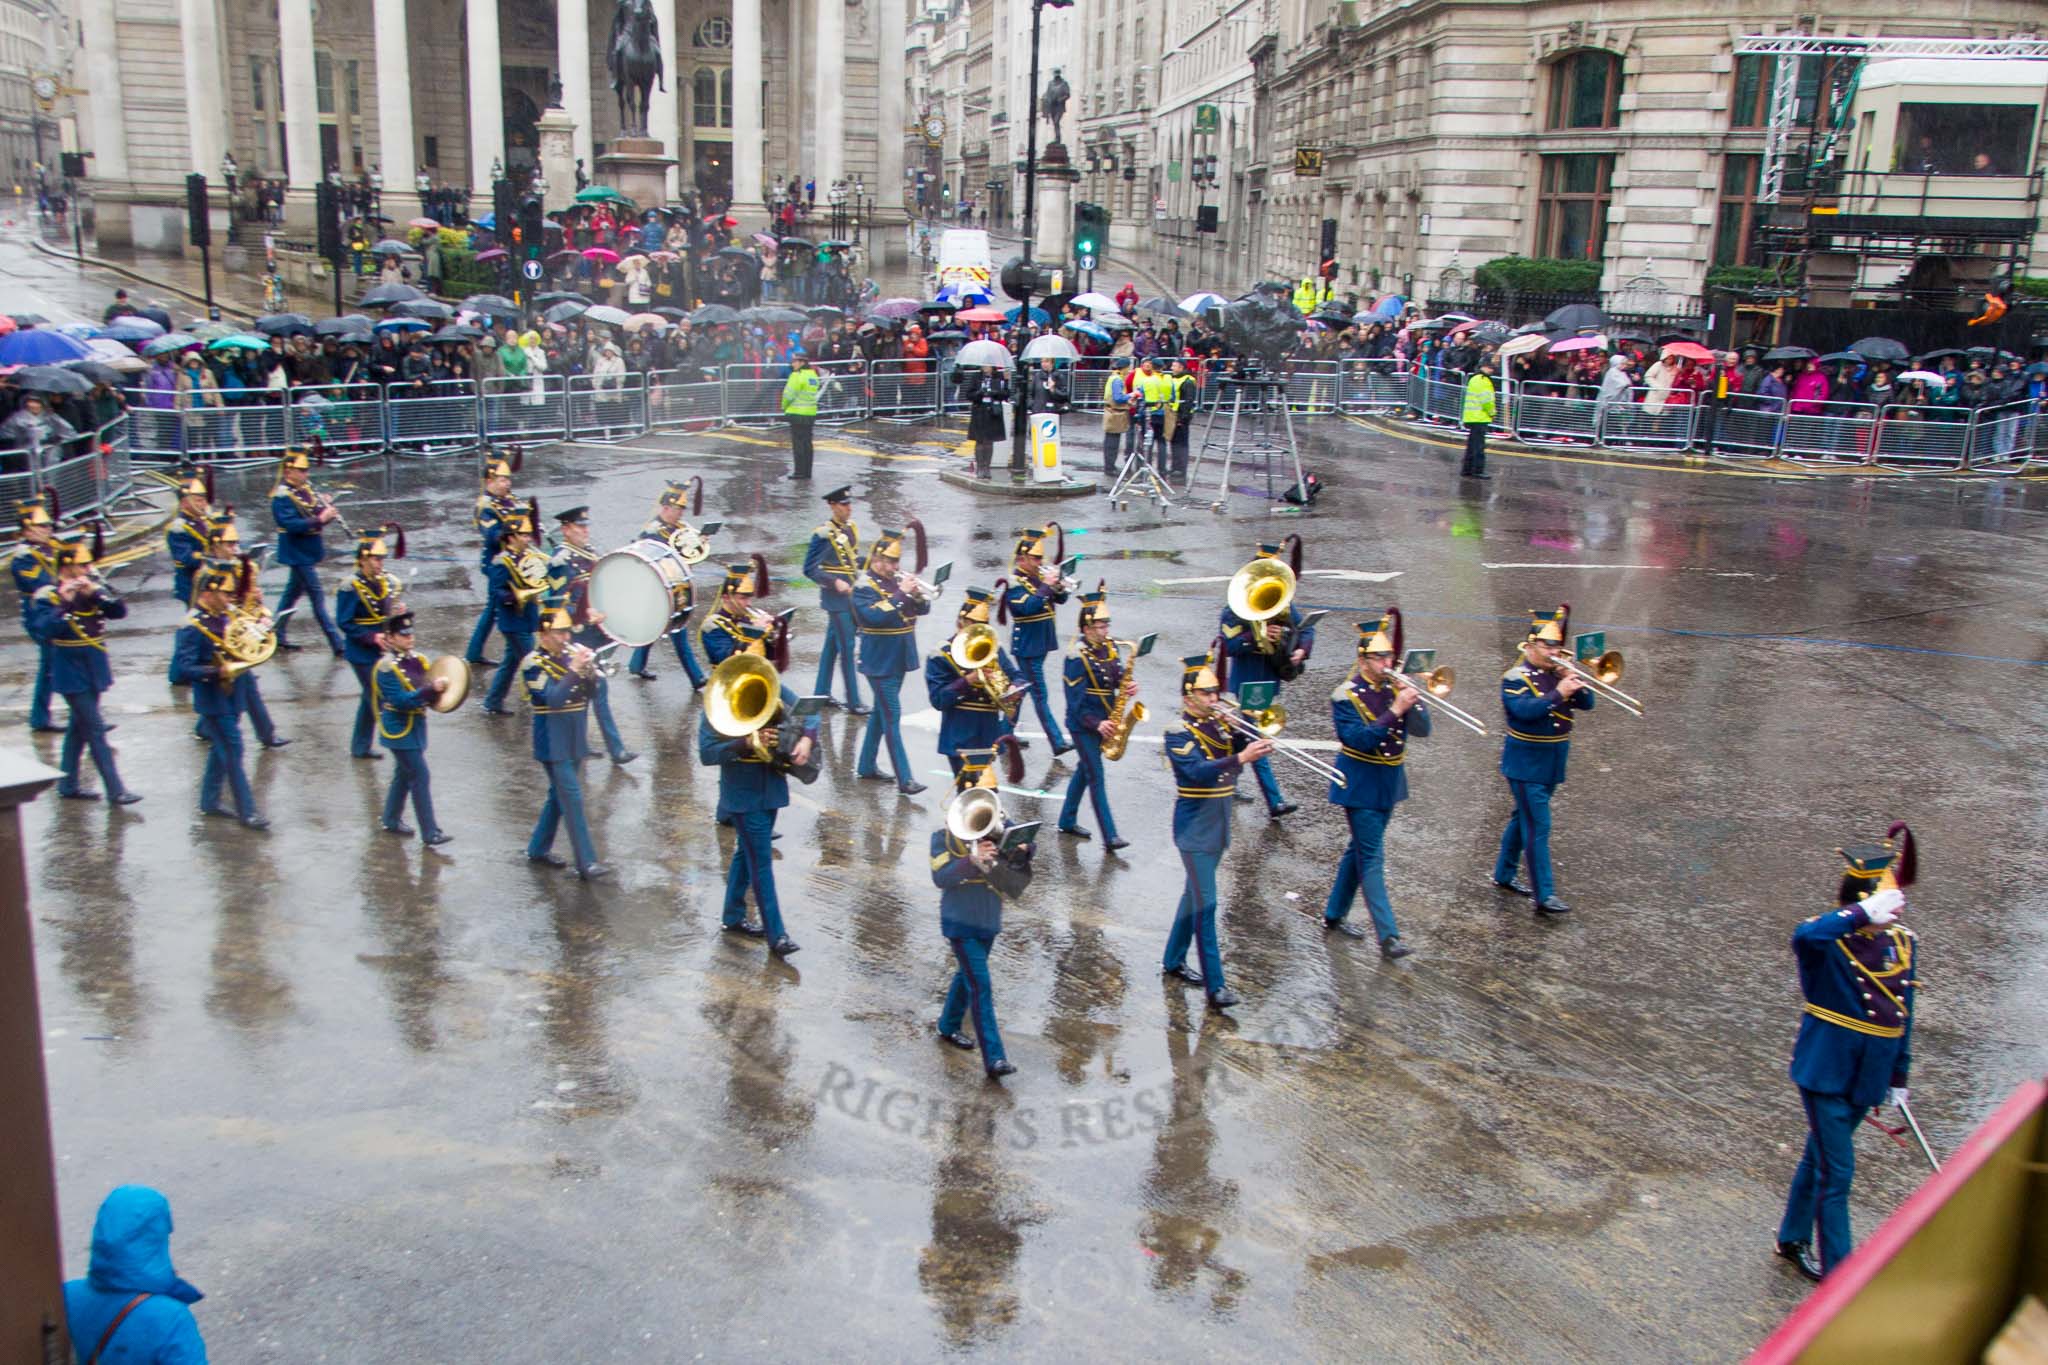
[[1101, 639, 1147, 762], [944, 785, 1007, 844], [667, 522, 713, 565], [950, 623, 1018, 719], [217, 603, 279, 682], [509, 545, 555, 606]]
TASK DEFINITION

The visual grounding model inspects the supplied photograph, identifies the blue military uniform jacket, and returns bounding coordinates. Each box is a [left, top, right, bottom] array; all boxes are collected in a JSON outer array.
[[10, 543, 56, 610], [547, 542, 609, 651], [1330, 674, 1432, 810], [1499, 661, 1595, 784], [487, 550, 543, 635], [1006, 578, 1068, 659], [1220, 604, 1314, 690], [166, 513, 212, 603], [522, 646, 593, 761], [475, 492, 519, 569], [802, 518, 861, 610], [27, 584, 124, 693], [270, 481, 326, 565], [1789, 904, 1917, 1109], [925, 645, 1020, 757], [168, 609, 253, 716], [700, 607, 746, 666], [336, 570, 403, 665], [373, 650, 433, 750], [931, 828, 1033, 940], [1165, 714, 1253, 853], [1063, 640, 1124, 734], [852, 572, 930, 676], [696, 681, 818, 813]]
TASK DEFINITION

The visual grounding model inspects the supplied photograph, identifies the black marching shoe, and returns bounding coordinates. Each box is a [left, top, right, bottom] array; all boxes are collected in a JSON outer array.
[[577, 863, 611, 881], [1380, 937, 1414, 960], [846, 703, 871, 716], [1775, 1240, 1823, 1283], [1325, 919, 1367, 939], [528, 852, 569, 868], [723, 920, 767, 938], [768, 936, 800, 957], [277, 640, 306, 651], [630, 669, 657, 681], [936, 1028, 976, 1051], [382, 821, 416, 836], [1163, 964, 1205, 986], [109, 792, 143, 806], [1491, 876, 1534, 897], [1058, 824, 1092, 841], [611, 750, 639, 765], [986, 1060, 1017, 1079], [354, 750, 385, 761], [422, 831, 453, 847], [1268, 802, 1298, 820], [1206, 988, 1243, 1010], [1051, 742, 1074, 758], [1535, 897, 1573, 916], [898, 780, 928, 796], [240, 814, 271, 830], [58, 788, 101, 801], [1104, 836, 1131, 851], [855, 770, 892, 783], [261, 736, 293, 748]]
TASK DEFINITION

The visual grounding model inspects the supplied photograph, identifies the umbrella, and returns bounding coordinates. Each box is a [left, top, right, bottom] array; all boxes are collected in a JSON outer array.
[[1021, 335, 1080, 362], [544, 300, 591, 324], [0, 316, 15, 335], [740, 306, 808, 325], [470, 213, 496, 231], [101, 317, 165, 342], [1660, 341, 1718, 363], [142, 333, 201, 356], [1468, 321, 1513, 346], [1762, 346, 1816, 362], [64, 360, 130, 385], [181, 321, 237, 342], [1896, 370, 1946, 385], [83, 339, 149, 369], [1849, 337, 1909, 363], [336, 332, 375, 346], [408, 217, 441, 230], [431, 324, 482, 342], [807, 306, 845, 319], [624, 313, 668, 332], [369, 239, 412, 256], [8, 313, 50, 326], [583, 305, 633, 326], [464, 294, 519, 315], [923, 329, 967, 343], [1914, 348, 1964, 362], [1070, 291, 1122, 312], [583, 247, 622, 264], [390, 298, 455, 320], [919, 300, 960, 314], [1406, 318, 1455, 333], [1543, 303, 1608, 333], [359, 283, 423, 307], [1496, 333, 1550, 358], [473, 248, 510, 264], [1097, 317, 1135, 331], [713, 245, 758, 260], [2025, 362, 2048, 377], [691, 304, 740, 325], [818, 239, 854, 250], [1137, 296, 1185, 318], [315, 314, 374, 336], [1547, 335, 1608, 354], [868, 298, 922, 320], [254, 312, 315, 337], [778, 237, 815, 252], [574, 186, 634, 206], [651, 307, 691, 321], [1062, 320, 1112, 343], [955, 339, 1014, 368], [205, 334, 272, 351], [374, 317, 431, 333], [751, 231, 778, 248], [956, 306, 1007, 322], [1816, 351, 1862, 365], [13, 365, 93, 395], [545, 249, 582, 266], [1005, 305, 1052, 325], [0, 329, 92, 364], [1435, 311, 1476, 324], [1371, 294, 1407, 320]]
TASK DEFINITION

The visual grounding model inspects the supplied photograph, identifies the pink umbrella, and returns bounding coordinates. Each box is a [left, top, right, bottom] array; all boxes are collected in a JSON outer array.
[[583, 247, 621, 264], [751, 232, 777, 248], [1549, 335, 1608, 353], [474, 247, 508, 262], [956, 306, 1007, 322], [409, 217, 441, 230], [0, 316, 15, 336]]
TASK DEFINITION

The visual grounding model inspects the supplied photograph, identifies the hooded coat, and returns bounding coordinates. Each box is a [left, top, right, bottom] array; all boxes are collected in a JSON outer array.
[[63, 1185, 208, 1363]]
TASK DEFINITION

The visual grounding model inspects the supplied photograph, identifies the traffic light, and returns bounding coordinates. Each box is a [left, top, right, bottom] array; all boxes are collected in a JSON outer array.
[[185, 173, 211, 249], [520, 194, 545, 260], [1320, 217, 1339, 281], [1073, 201, 1109, 273], [314, 181, 343, 262]]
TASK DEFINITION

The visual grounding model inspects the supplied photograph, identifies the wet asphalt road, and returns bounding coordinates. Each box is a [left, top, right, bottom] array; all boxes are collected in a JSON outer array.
[[13, 238, 2048, 1360]]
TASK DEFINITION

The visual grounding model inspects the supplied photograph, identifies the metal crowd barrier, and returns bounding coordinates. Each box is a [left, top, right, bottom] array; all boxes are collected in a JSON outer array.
[[1964, 400, 2039, 470], [646, 370, 725, 431], [1598, 389, 1696, 450], [814, 359, 868, 426], [1511, 383, 1603, 446], [721, 363, 791, 427], [387, 380, 481, 454], [0, 415, 133, 536], [1704, 395, 1786, 459], [297, 382, 387, 461], [1780, 402, 1879, 466], [1871, 406, 1971, 472], [482, 374, 568, 444], [567, 373, 647, 443], [866, 358, 942, 422], [1338, 359, 1409, 413], [1284, 360, 1341, 414]]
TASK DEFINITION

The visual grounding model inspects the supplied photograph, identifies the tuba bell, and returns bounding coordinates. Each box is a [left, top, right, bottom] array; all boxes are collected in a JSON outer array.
[[705, 652, 783, 738], [945, 785, 1007, 844], [1226, 557, 1296, 622], [949, 623, 1019, 718]]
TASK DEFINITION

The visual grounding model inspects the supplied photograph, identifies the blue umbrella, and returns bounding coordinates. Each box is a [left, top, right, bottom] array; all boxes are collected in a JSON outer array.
[[374, 317, 430, 333], [1371, 295, 1405, 320], [1004, 304, 1051, 325], [0, 329, 93, 365], [472, 212, 495, 231], [54, 322, 99, 339], [102, 317, 165, 341], [1063, 320, 1112, 343]]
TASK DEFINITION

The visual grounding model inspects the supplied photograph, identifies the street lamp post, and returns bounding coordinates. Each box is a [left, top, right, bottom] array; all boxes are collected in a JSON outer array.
[[221, 153, 240, 247], [1008, 0, 1073, 477]]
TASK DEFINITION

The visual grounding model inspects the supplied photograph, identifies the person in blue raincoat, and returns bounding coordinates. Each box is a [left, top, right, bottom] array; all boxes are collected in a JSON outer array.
[[63, 1184, 208, 1364]]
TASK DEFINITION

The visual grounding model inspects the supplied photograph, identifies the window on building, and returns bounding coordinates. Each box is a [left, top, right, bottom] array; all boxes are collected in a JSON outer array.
[[345, 59, 359, 116], [693, 68, 718, 126], [1897, 102, 2036, 175], [422, 136, 438, 167], [720, 68, 733, 127], [1546, 50, 1621, 130], [1535, 153, 1613, 260], [314, 50, 334, 116], [249, 56, 264, 111], [1714, 154, 1760, 265], [1730, 53, 1769, 129]]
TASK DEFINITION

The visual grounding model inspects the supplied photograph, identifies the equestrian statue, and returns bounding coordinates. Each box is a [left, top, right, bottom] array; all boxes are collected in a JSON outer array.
[[607, 0, 666, 139]]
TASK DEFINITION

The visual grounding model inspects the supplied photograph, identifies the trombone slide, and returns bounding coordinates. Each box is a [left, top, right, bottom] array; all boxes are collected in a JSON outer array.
[[1562, 662, 1644, 717], [1213, 702, 1347, 788], [1392, 672, 1489, 736]]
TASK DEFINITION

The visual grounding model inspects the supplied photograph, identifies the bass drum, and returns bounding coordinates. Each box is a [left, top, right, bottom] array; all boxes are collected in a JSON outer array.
[[589, 539, 692, 647]]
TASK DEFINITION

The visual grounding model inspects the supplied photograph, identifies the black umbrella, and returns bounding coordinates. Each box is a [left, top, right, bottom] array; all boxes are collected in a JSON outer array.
[[390, 298, 456, 320], [807, 305, 845, 319], [359, 283, 423, 308], [337, 332, 375, 346], [533, 290, 591, 307], [369, 239, 411, 256], [1917, 348, 1965, 362], [818, 238, 854, 250], [544, 300, 591, 324], [777, 237, 815, 252], [464, 294, 520, 316], [432, 324, 482, 342], [1762, 345, 1816, 362], [1097, 317, 1135, 331], [315, 314, 374, 336], [741, 306, 808, 325], [1818, 352, 1861, 364], [255, 312, 315, 337], [1138, 296, 1186, 317], [1406, 318, 1454, 332], [713, 246, 759, 261], [1469, 321, 1514, 345], [924, 328, 967, 343], [1544, 302, 1608, 334], [1510, 320, 1550, 336], [8, 312, 49, 325], [135, 307, 172, 330], [15, 365, 94, 394], [919, 300, 959, 314], [651, 307, 690, 321], [63, 361, 126, 387], [690, 303, 740, 325], [1848, 336, 1909, 363]]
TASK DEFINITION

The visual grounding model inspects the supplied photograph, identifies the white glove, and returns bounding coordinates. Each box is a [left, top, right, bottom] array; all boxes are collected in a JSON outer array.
[[1886, 1087, 1909, 1109], [1859, 888, 1903, 926]]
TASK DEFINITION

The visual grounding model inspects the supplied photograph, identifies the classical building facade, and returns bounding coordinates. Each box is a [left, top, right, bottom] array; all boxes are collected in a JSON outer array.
[[67, 0, 909, 249], [0, 0, 61, 189]]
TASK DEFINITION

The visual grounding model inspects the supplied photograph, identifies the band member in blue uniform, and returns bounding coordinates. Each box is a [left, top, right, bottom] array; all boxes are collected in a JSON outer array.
[[926, 586, 1020, 778], [625, 481, 709, 689], [1774, 825, 1921, 1282], [12, 496, 61, 731], [933, 748, 1033, 1079], [268, 449, 346, 653], [1002, 525, 1072, 754], [28, 535, 139, 804], [1056, 586, 1132, 849], [1219, 539, 1312, 819], [852, 526, 933, 795], [1324, 612, 1426, 957], [700, 558, 776, 667], [169, 560, 266, 826], [335, 527, 405, 759], [1491, 605, 1593, 915], [698, 619, 818, 956], [372, 607, 451, 845], [802, 485, 865, 711], [547, 505, 635, 764], [202, 516, 289, 749], [463, 453, 523, 668], [1161, 652, 1273, 1010], [481, 510, 544, 715], [522, 603, 608, 879], [165, 471, 214, 604]]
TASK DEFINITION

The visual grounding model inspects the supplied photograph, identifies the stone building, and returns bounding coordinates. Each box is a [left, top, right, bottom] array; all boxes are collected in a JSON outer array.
[[0, 0, 61, 189]]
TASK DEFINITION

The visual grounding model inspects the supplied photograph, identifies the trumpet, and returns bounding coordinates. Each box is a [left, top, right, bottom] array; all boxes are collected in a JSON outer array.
[[1212, 697, 1347, 788], [900, 571, 944, 603], [1559, 647, 1644, 718], [568, 641, 620, 676], [1389, 664, 1489, 736]]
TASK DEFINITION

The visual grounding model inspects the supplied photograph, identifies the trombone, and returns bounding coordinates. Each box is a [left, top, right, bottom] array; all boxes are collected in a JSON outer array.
[[1212, 697, 1347, 789], [1390, 663, 1489, 736], [1560, 646, 1644, 718]]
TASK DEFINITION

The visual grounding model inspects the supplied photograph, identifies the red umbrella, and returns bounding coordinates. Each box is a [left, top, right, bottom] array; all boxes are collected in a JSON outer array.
[[956, 306, 1007, 322], [583, 247, 621, 264], [1660, 340, 1717, 363]]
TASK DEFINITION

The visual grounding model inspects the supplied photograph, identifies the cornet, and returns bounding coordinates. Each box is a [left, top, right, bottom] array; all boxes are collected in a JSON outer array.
[[901, 571, 944, 603]]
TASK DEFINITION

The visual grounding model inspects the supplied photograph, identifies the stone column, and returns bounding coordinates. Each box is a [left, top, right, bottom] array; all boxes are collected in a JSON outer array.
[[647, 0, 680, 198], [277, 0, 323, 222], [815, 0, 843, 189], [178, 0, 226, 174], [557, 0, 593, 173], [465, 0, 505, 196], [730, 0, 764, 218], [372, 0, 420, 220], [874, 0, 907, 259], [79, 0, 130, 245]]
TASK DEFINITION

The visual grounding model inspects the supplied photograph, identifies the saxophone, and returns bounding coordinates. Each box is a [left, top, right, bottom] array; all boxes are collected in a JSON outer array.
[[1100, 640, 1148, 761]]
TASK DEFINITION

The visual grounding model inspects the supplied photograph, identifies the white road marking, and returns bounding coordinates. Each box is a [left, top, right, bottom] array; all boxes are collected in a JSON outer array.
[[1151, 569, 1402, 586], [1480, 562, 1661, 571]]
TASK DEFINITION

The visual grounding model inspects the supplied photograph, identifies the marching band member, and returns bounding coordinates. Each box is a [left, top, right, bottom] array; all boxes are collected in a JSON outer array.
[[1323, 613, 1426, 958], [926, 585, 1019, 779], [522, 602, 608, 879], [462, 452, 523, 669], [1056, 586, 1130, 849], [168, 559, 264, 826], [336, 527, 405, 759], [1219, 539, 1312, 820], [11, 496, 60, 731], [1776, 825, 1920, 1282], [27, 535, 139, 804], [1161, 651, 1273, 1011], [802, 485, 866, 712], [372, 606, 451, 845], [626, 481, 708, 689], [851, 526, 932, 795], [701, 558, 774, 667], [204, 516, 289, 750], [165, 470, 214, 604], [932, 747, 1032, 1079], [1002, 526, 1072, 755], [1491, 605, 1592, 916], [268, 449, 346, 654], [698, 619, 817, 956], [548, 505, 635, 765], [480, 510, 542, 715]]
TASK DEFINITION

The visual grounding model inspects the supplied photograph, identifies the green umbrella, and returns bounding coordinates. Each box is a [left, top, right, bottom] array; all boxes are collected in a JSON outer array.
[[187, 320, 240, 342], [205, 333, 272, 351], [574, 186, 635, 207]]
